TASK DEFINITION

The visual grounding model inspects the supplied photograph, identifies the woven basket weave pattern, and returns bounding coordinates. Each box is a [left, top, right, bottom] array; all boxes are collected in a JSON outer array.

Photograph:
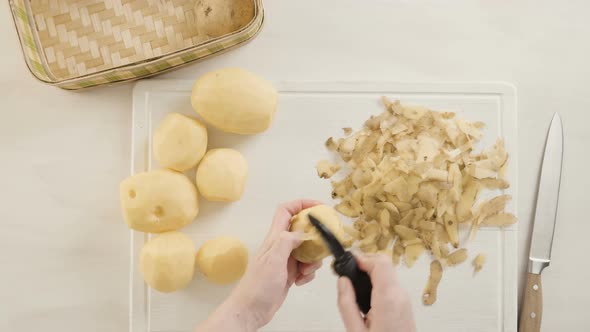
[[10, 0, 263, 89], [31, 0, 211, 80]]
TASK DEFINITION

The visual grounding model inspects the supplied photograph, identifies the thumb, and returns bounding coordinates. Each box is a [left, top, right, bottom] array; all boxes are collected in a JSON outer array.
[[337, 277, 366, 332]]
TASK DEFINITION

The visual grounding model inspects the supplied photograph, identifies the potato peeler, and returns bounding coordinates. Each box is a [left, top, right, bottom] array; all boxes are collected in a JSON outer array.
[[309, 214, 373, 315]]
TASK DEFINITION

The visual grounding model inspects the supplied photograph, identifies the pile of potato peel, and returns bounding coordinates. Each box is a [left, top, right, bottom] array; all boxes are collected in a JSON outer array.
[[316, 97, 516, 305]]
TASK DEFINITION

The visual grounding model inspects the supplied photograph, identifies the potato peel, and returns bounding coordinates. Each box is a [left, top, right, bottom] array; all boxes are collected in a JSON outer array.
[[316, 97, 515, 305], [405, 243, 425, 267], [443, 213, 459, 248], [473, 253, 486, 273], [469, 195, 512, 241], [423, 260, 443, 305], [446, 248, 468, 267], [394, 225, 418, 241], [316, 160, 341, 179], [481, 213, 517, 227]]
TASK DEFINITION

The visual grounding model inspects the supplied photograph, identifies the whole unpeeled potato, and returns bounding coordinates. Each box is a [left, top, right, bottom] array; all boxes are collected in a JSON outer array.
[[194, 0, 255, 38], [290, 205, 346, 263], [153, 113, 208, 172], [196, 236, 248, 285], [191, 68, 278, 135], [140, 231, 196, 293], [120, 170, 199, 233], [196, 149, 248, 202]]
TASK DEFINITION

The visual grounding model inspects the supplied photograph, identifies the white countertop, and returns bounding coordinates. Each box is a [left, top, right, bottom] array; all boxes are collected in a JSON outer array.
[[1, 1, 588, 331]]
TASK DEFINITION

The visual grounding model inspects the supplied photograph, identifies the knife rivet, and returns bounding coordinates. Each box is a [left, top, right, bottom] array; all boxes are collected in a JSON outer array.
[[533, 284, 539, 291], [530, 312, 536, 319]]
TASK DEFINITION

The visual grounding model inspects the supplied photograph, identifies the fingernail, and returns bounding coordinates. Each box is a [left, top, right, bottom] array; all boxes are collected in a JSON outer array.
[[294, 231, 313, 241]]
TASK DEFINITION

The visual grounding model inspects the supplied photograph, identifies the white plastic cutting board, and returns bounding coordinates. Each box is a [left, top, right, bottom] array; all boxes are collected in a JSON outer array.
[[130, 81, 518, 332]]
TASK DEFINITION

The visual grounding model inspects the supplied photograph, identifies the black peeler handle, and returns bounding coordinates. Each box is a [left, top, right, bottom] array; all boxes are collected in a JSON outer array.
[[306, 214, 372, 314], [333, 251, 373, 315]]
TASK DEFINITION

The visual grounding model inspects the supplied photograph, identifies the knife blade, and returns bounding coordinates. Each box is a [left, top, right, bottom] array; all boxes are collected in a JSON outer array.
[[528, 113, 563, 274], [519, 113, 563, 332]]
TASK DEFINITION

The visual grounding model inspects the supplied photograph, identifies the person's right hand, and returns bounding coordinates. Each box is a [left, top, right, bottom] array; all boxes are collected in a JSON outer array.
[[337, 254, 416, 332]]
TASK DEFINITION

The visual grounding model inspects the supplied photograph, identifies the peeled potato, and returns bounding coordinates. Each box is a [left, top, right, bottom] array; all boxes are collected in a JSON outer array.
[[290, 205, 345, 263], [120, 170, 199, 233], [191, 68, 278, 135], [153, 113, 208, 172], [196, 236, 248, 285], [196, 149, 248, 202], [140, 231, 196, 293], [194, 0, 255, 38]]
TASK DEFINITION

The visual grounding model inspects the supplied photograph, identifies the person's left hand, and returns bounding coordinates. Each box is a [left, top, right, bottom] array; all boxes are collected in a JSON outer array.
[[224, 199, 324, 330]]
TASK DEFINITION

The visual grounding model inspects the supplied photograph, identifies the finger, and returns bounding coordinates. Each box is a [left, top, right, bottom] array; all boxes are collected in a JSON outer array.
[[261, 200, 322, 253], [365, 310, 374, 329], [337, 277, 366, 332], [295, 271, 316, 286], [356, 254, 398, 290], [262, 231, 304, 264], [259, 229, 305, 258], [268, 231, 305, 265], [267, 199, 322, 238], [281, 199, 323, 215], [287, 256, 299, 287], [299, 261, 323, 276], [355, 254, 379, 272]]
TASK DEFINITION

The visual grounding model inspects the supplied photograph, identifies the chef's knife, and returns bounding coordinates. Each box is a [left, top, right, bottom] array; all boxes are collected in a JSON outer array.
[[519, 113, 563, 332]]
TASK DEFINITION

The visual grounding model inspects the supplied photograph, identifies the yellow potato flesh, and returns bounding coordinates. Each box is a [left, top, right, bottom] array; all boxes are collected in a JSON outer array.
[[153, 113, 208, 172], [290, 205, 345, 263], [140, 231, 196, 293], [120, 170, 199, 233], [196, 236, 249, 285], [196, 148, 248, 202], [191, 68, 278, 135]]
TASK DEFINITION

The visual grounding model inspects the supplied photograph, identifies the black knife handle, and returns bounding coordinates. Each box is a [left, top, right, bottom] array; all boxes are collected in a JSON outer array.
[[333, 252, 373, 314]]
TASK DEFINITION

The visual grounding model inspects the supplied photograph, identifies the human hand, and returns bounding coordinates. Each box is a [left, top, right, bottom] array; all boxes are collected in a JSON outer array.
[[337, 254, 416, 332], [227, 199, 325, 330]]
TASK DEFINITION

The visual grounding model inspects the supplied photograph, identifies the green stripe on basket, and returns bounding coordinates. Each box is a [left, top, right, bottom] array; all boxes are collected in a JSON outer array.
[[153, 62, 172, 72], [131, 68, 151, 77], [23, 34, 37, 51], [207, 44, 224, 53], [235, 33, 251, 43], [31, 60, 45, 74], [180, 53, 198, 63], [104, 73, 122, 82], [14, 3, 51, 80], [14, 5, 28, 21], [78, 80, 95, 88]]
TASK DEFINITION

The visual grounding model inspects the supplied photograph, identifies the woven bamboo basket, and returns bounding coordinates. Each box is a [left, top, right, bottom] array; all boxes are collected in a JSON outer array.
[[9, 0, 264, 90]]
